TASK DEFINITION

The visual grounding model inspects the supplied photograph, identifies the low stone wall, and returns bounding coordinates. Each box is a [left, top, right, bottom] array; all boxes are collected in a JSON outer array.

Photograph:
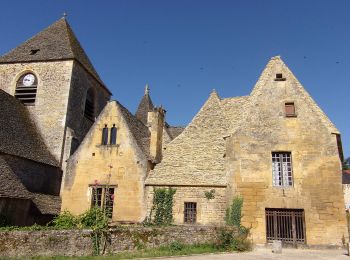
[[0, 225, 225, 257]]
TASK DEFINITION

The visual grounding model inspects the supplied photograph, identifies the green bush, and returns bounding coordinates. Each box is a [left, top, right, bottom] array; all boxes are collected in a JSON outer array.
[[216, 227, 251, 252], [80, 207, 108, 229], [225, 196, 243, 227], [51, 211, 79, 229], [169, 241, 184, 252]]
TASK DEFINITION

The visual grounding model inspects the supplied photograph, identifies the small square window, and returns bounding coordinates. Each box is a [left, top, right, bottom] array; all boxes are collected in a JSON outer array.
[[184, 202, 197, 223], [275, 73, 286, 81], [285, 102, 296, 117]]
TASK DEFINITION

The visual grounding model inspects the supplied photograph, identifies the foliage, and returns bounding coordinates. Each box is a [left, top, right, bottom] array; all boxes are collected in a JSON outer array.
[[50, 211, 79, 229], [152, 188, 176, 225], [169, 241, 184, 252], [80, 207, 108, 229], [204, 189, 215, 200], [225, 196, 243, 227], [216, 227, 251, 252]]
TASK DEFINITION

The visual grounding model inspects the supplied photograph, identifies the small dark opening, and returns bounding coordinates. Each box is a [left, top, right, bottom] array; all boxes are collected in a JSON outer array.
[[102, 125, 108, 145], [30, 49, 40, 55], [275, 73, 286, 81]]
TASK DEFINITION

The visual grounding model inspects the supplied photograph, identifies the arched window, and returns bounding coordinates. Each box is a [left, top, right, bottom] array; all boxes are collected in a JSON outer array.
[[102, 124, 108, 145], [15, 73, 38, 105], [110, 124, 117, 145], [84, 88, 95, 121]]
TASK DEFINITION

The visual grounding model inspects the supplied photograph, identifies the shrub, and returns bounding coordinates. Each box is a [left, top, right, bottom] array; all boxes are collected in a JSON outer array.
[[216, 227, 251, 252], [169, 241, 184, 252], [80, 207, 108, 229], [225, 196, 243, 227], [152, 188, 176, 225], [51, 211, 79, 229]]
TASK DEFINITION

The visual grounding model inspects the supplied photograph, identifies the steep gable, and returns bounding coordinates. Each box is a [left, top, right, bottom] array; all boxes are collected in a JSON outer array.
[[0, 18, 107, 90], [146, 90, 230, 186], [135, 86, 154, 124]]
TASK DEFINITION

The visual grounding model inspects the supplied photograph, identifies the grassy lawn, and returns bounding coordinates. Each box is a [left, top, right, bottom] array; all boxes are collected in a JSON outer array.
[[26, 243, 230, 259]]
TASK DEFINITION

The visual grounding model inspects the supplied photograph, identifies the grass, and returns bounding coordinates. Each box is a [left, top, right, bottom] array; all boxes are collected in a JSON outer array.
[[15, 243, 231, 259]]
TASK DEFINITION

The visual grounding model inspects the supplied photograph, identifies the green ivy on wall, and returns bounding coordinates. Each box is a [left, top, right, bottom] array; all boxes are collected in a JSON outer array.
[[152, 188, 176, 226]]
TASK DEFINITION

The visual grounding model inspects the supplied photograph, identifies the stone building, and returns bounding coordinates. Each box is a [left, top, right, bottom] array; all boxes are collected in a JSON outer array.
[[61, 88, 183, 222], [0, 18, 347, 247]]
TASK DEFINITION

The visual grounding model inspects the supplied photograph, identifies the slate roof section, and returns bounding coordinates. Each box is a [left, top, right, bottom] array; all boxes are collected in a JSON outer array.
[[0, 18, 109, 93], [167, 126, 185, 139], [0, 156, 60, 215], [0, 156, 31, 199], [135, 92, 154, 125], [117, 101, 151, 159], [0, 90, 58, 166]]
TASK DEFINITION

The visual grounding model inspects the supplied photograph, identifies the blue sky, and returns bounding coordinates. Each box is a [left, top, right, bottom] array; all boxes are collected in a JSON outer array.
[[0, 1, 349, 157]]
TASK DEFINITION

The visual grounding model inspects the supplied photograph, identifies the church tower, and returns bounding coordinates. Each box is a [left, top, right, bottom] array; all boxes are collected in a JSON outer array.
[[0, 18, 111, 167]]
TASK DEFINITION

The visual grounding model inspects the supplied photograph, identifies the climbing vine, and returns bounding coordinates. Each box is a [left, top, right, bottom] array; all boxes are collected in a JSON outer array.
[[204, 189, 215, 200], [151, 188, 176, 225], [225, 196, 243, 227]]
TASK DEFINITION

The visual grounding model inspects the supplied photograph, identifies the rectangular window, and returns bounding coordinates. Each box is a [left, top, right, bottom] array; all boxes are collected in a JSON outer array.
[[91, 186, 115, 218], [272, 152, 293, 187], [285, 102, 296, 117], [102, 125, 108, 145], [110, 125, 117, 145], [184, 202, 197, 223], [266, 208, 305, 245]]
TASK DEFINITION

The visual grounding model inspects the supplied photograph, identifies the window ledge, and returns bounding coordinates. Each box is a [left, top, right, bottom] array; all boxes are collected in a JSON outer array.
[[285, 114, 297, 118], [96, 144, 120, 148]]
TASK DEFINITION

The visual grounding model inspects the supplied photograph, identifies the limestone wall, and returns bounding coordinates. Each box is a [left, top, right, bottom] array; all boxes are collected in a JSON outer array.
[[227, 57, 348, 246], [61, 101, 148, 222], [145, 186, 227, 225]]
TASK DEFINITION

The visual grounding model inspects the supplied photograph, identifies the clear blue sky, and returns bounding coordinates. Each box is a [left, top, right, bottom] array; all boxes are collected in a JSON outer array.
[[0, 1, 349, 157]]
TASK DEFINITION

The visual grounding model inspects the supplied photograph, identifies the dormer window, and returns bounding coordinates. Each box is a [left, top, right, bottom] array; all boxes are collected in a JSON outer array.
[[275, 73, 286, 81], [285, 102, 296, 117], [30, 49, 40, 55], [15, 73, 38, 105]]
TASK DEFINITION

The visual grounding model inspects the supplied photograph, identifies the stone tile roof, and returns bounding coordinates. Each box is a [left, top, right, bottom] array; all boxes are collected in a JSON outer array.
[[117, 101, 151, 159], [0, 18, 109, 92], [0, 156, 60, 215], [135, 92, 154, 125], [146, 91, 230, 186], [0, 90, 58, 166], [166, 126, 185, 139], [0, 156, 31, 199]]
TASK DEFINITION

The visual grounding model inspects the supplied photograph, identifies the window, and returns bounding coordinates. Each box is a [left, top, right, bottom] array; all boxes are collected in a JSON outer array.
[[15, 73, 38, 105], [84, 88, 95, 121], [110, 124, 117, 145], [102, 125, 108, 145], [272, 152, 293, 187], [91, 186, 115, 218], [184, 202, 197, 223], [285, 102, 296, 117], [266, 208, 305, 245], [274, 73, 286, 81]]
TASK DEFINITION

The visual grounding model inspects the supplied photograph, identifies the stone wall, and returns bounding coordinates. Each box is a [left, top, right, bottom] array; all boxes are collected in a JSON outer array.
[[145, 186, 227, 225], [0, 226, 224, 257]]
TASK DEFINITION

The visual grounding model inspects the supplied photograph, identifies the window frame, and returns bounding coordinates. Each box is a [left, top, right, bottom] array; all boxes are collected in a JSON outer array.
[[110, 124, 117, 145], [101, 125, 109, 145], [285, 102, 297, 117], [90, 185, 117, 219], [184, 202, 197, 224], [271, 152, 294, 188]]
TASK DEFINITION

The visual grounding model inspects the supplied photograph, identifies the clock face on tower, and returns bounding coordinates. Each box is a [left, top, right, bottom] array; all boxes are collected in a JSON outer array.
[[22, 73, 35, 87]]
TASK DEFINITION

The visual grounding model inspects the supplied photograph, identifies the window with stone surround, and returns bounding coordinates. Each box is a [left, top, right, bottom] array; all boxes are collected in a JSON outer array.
[[91, 186, 115, 218], [184, 202, 197, 223], [102, 125, 108, 145], [110, 124, 117, 145], [285, 102, 296, 117], [272, 152, 293, 187]]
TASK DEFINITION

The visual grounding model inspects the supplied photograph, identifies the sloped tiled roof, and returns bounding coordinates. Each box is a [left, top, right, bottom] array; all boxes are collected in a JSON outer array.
[[0, 90, 58, 166], [167, 126, 185, 139], [0, 156, 60, 215], [118, 101, 151, 159], [135, 92, 154, 124], [0, 156, 31, 199], [0, 18, 109, 92]]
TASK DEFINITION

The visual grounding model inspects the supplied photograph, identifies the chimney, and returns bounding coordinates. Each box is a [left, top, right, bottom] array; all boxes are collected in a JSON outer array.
[[147, 106, 165, 163]]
